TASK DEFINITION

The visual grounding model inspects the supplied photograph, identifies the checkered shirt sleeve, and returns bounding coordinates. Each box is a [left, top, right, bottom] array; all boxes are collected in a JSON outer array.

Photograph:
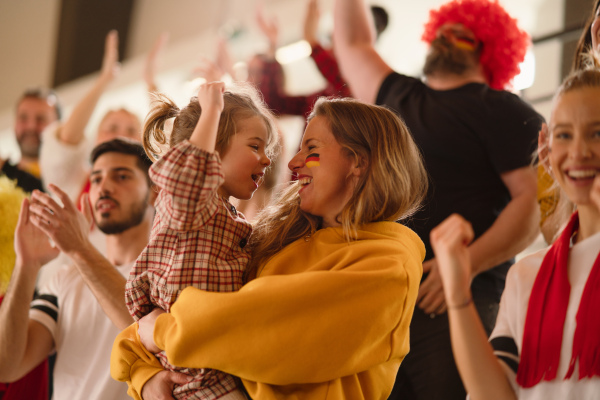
[[149, 140, 224, 231], [125, 141, 251, 321]]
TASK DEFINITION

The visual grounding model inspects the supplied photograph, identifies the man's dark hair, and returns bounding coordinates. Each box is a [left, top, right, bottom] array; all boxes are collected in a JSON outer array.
[[17, 87, 62, 121], [370, 6, 389, 39], [90, 138, 153, 185]]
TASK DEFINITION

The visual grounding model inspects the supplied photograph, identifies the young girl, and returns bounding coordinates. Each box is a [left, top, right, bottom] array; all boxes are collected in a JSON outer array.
[[125, 81, 278, 400], [431, 64, 600, 399], [112, 97, 428, 400]]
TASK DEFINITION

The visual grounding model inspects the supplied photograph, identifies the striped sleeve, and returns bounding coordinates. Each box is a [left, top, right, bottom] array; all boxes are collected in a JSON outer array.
[[490, 336, 519, 374], [29, 293, 59, 340]]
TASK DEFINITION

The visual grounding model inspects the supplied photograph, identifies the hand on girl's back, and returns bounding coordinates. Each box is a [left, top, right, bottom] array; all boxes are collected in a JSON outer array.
[[197, 81, 225, 114]]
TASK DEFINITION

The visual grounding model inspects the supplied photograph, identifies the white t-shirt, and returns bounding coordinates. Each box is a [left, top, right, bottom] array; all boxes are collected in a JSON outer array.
[[39, 122, 92, 202], [36, 123, 106, 288], [30, 262, 133, 400], [490, 231, 600, 400]]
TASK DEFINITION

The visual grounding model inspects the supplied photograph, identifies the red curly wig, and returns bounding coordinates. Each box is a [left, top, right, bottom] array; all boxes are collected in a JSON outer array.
[[421, 0, 529, 90]]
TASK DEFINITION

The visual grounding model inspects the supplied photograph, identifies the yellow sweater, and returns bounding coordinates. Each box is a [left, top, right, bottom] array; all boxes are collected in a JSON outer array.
[[111, 222, 424, 399]]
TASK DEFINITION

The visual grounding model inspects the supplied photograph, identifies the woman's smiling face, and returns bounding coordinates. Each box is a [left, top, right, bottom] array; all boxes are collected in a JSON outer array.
[[548, 87, 600, 209], [288, 116, 359, 228]]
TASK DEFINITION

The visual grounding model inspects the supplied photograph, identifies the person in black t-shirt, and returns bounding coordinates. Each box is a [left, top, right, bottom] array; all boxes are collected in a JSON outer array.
[[334, 1, 543, 399]]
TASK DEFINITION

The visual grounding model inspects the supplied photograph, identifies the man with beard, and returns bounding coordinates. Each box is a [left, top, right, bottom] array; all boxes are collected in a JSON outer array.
[[0, 138, 155, 400], [0, 88, 61, 192], [333, 0, 542, 399]]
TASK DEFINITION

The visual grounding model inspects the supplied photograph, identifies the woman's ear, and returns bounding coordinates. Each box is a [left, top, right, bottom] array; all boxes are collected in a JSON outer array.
[[538, 123, 552, 175], [352, 155, 368, 178]]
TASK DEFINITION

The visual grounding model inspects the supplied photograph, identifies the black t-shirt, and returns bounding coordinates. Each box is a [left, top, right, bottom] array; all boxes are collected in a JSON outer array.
[[377, 72, 543, 300], [1, 161, 45, 193]]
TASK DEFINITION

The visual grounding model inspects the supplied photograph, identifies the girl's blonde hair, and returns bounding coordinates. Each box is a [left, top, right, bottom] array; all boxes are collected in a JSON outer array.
[[245, 97, 428, 281], [143, 83, 278, 162]]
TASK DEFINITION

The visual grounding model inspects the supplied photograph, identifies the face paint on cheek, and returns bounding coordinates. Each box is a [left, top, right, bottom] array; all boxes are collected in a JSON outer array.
[[306, 153, 320, 168]]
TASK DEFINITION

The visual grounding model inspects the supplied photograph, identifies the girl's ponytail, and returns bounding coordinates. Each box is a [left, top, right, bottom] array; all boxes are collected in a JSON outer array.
[[143, 92, 181, 161]]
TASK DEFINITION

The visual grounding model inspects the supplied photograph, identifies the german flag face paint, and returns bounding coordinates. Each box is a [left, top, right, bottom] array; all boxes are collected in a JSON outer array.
[[453, 37, 477, 52], [305, 153, 320, 168], [438, 24, 479, 53]]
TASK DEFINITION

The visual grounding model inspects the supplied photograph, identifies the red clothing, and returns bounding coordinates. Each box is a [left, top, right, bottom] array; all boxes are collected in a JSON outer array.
[[0, 296, 48, 400], [257, 44, 351, 118]]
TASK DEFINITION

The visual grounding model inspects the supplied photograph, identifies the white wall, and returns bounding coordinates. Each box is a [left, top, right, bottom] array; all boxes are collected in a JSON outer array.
[[0, 0, 566, 163]]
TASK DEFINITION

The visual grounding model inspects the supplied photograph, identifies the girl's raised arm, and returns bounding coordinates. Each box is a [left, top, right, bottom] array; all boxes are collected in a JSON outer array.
[[431, 214, 516, 400], [188, 82, 225, 152]]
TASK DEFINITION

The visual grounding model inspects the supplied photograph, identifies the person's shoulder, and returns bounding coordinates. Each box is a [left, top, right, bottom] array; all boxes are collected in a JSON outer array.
[[484, 87, 541, 115], [357, 221, 425, 261], [376, 72, 423, 105], [380, 72, 422, 90], [506, 247, 548, 289]]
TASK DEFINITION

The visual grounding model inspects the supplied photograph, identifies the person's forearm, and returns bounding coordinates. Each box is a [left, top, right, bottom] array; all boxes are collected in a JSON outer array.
[[155, 254, 419, 384], [333, 0, 375, 48], [189, 108, 221, 152], [0, 262, 39, 381], [58, 77, 111, 145], [111, 323, 164, 397], [469, 192, 539, 276], [447, 303, 516, 400], [68, 244, 132, 330]]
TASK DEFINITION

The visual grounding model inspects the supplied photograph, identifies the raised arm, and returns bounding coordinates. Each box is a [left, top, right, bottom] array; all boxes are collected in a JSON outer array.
[[0, 199, 58, 382], [255, 4, 279, 59], [189, 82, 224, 151], [333, 0, 392, 103], [431, 214, 516, 400], [144, 32, 169, 94], [303, 0, 351, 96], [58, 30, 120, 145], [303, 0, 320, 47], [28, 185, 132, 330]]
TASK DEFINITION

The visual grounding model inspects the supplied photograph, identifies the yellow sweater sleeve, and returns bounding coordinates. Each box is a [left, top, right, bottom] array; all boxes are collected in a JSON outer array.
[[111, 223, 424, 394], [110, 323, 164, 398], [153, 243, 421, 385]]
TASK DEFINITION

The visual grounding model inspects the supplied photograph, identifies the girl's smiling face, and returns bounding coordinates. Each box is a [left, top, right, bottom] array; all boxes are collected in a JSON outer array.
[[288, 116, 360, 228], [219, 116, 271, 201], [547, 87, 600, 209]]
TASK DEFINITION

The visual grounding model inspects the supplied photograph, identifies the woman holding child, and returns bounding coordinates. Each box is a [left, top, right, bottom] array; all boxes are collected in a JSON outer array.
[[111, 84, 429, 400]]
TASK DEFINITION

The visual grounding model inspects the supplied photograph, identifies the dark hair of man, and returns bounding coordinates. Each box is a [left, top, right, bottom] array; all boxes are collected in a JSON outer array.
[[17, 87, 62, 121], [370, 6, 389, 38], [90, 138, 153, 186]]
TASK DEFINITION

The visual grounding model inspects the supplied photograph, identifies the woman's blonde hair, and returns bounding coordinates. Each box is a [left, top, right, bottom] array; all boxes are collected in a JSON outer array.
[[142, 83, 278, 162], [245, 97, 428, 281], [538, 54, 600, 241], [541, 54, 600, 167]]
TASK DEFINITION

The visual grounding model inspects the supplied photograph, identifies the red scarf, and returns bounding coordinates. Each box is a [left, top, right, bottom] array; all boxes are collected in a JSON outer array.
[[517, 211, 600, 387]]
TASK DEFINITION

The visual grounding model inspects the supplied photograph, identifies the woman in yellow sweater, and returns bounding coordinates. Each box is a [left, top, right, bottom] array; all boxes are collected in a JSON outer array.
[[111, 97, 428, 400]]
